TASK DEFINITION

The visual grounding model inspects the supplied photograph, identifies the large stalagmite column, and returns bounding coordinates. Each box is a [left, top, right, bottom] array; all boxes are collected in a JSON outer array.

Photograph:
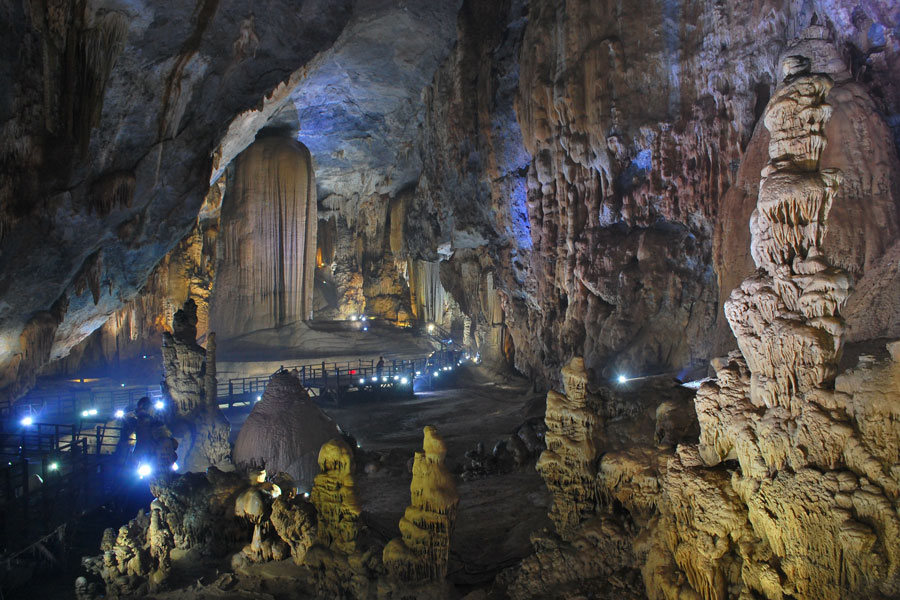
[[211, 136, 316, 339]]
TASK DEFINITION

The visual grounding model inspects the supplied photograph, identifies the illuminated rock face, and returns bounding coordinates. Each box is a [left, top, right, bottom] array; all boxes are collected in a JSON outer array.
[[210, 136, 316, 340], [383, 426, 459, 587], [588, 30, 900, 600], [161, 299, 231, 472]]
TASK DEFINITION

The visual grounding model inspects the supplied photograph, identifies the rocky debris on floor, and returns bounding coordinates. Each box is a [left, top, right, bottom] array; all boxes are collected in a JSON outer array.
[[461, 418, 546, 481]]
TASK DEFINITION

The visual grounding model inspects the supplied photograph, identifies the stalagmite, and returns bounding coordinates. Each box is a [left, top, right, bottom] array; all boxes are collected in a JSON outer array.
[[310, 439, 362, 554], [210, 135, 317, 339], [382, 426, 459, 596], [161, 299, 231, 472], [233, 370, 343, 490], [303, 438, 379, 599], [535, 357, 597, 538]]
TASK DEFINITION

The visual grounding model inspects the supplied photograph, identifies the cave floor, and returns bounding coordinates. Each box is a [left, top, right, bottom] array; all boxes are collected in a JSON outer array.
[[149, 364, 551, 599], [323, 364, 552, 581]]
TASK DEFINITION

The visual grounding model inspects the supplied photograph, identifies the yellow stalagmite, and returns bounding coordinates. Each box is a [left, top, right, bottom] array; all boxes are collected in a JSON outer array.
[[383, 426, 459, 583], [310, 438, 362, 555], [535, 357, 597, 538]]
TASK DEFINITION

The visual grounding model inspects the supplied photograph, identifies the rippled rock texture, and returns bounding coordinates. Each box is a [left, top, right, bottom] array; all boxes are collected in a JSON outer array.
[[412, 0, 900, 385]]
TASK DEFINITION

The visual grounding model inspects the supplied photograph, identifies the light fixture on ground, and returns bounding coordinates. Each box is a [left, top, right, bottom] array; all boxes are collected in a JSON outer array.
[[171, 462, 179, 472], [20, 416, 33, 426], [400, 377, 408, 385], [154, 400, 164, 410], [48, 462, 58, 471], [114, 409, 125, 419], [137, 463, 153, 479]]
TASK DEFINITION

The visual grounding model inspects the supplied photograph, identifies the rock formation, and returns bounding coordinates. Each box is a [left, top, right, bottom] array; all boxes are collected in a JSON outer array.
[[161, 299, 231, 472], [209, 135, 317, 340], [305, 438, 379, 599], [270, 493, 318, 566], [510, 28, 900, 600], [382, 426, 459, 597], [724, 34, 849, 407], [535, 357, 597, 538], [232, 470, 291, 564], [80, 467, 247, 598], [233, 370, 343, 490]]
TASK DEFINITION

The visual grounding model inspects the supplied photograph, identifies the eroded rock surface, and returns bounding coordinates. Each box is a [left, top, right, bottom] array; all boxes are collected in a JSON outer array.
[[508, 29, 900, 600]]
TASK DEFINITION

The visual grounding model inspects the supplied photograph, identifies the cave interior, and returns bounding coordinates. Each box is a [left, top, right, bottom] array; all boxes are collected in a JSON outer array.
[[1, 0, 900, 599]]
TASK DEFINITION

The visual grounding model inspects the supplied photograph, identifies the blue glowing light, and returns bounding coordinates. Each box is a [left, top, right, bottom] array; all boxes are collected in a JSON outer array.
[[510, 178, 532, 249]]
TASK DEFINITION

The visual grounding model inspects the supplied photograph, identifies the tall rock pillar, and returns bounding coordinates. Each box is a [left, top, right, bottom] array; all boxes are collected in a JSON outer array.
[[211, 136, 317, 339]]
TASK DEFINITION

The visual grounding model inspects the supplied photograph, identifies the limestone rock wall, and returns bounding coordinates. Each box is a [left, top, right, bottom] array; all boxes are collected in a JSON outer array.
[[412, 0, 900, 386], [509, 28, 900, 600]]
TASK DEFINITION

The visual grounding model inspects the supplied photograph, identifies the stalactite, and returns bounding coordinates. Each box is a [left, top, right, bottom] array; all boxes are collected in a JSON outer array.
[[88, 170, 135, 215], [70, 11, 129, 152]]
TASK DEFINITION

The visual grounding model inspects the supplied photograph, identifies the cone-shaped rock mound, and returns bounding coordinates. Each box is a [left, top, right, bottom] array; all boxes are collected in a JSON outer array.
[[233, 371, 342, 489]]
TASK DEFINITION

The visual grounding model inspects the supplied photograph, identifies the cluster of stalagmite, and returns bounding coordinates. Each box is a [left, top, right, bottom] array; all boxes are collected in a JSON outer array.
[[535, 357, 597, 537], [382, 426, 459, 589], [510, 28, 900, 600], [160, 299, 231, 472]]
